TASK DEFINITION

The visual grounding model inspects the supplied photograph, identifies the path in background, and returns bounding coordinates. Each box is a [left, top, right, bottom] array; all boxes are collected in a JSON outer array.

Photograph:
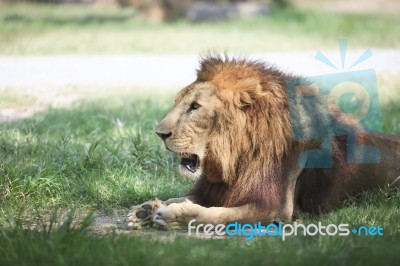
[[1, 50, 399, 121]]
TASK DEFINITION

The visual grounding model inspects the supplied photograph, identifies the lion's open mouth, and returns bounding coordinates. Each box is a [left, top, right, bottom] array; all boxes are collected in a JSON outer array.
[[180, 154, 200, 173]]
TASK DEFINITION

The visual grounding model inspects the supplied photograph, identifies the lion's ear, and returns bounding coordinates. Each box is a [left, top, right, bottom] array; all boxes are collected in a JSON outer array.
[[233, 78, 263, 108]]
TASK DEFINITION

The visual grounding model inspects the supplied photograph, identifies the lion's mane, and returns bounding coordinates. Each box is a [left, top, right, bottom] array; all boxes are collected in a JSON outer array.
[[188, 56, 299, 210]]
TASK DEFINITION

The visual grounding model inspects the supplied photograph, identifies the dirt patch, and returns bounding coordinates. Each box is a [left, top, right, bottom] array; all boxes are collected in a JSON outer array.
[[90, 214, 221, 239], [19, 210, 224, 239], [0, 86, 78, 122], [1, 52, 399, 122]]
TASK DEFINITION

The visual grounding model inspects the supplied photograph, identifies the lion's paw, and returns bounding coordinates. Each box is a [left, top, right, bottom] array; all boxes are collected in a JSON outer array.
[[153, 201, 197, 230], [126, 198, 167, 230]]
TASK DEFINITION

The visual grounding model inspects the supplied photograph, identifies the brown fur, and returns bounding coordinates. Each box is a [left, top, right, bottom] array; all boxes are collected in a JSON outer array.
[[154, 55, 400, 222], [191, 57, 293, 211]]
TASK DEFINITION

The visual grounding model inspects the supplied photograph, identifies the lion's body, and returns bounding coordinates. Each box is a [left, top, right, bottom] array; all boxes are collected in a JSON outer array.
[[189, 56, 400, 216], [190, 128, 400, 215], [128, 56, 400, 228]]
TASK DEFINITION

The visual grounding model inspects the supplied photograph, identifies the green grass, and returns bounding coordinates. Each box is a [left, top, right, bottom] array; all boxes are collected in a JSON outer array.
[[0, 3, 399, 55], [0, 95, 191, 215], [0, 90, 399, 265], [1, 198, 400, 266]]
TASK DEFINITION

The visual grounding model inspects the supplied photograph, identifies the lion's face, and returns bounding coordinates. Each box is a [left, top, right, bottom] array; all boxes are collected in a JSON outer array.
[[155, 82, 222, 179]]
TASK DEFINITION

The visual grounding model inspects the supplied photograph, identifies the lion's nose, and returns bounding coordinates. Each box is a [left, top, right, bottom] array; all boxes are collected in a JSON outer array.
[[155, 130, 172, 141]]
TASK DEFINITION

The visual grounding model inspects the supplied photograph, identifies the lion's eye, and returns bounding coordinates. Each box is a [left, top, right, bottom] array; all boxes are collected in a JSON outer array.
[[188, 102, 200, 112]]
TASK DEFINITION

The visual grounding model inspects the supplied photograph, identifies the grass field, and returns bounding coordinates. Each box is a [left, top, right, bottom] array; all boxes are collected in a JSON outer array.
[[0, 3, 399, 55], [0, 87, 400, 265], [1, 2, 400, 265]]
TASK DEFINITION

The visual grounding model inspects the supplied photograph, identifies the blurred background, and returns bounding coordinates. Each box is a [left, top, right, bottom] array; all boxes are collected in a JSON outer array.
[[0, 0, 399, 121]]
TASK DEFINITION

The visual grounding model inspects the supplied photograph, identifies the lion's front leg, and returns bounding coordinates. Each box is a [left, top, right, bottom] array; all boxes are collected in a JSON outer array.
[[153, 202, 267, 229], [126, 196, 193, 230]]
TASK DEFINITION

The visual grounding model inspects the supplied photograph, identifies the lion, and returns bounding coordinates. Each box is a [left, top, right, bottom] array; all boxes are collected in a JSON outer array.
[[126, 55, 400, 229]]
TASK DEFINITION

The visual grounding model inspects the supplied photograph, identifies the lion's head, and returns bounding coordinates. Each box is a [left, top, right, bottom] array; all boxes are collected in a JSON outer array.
[[155, 81, 222, 179], [155, 56, 293, 187]]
